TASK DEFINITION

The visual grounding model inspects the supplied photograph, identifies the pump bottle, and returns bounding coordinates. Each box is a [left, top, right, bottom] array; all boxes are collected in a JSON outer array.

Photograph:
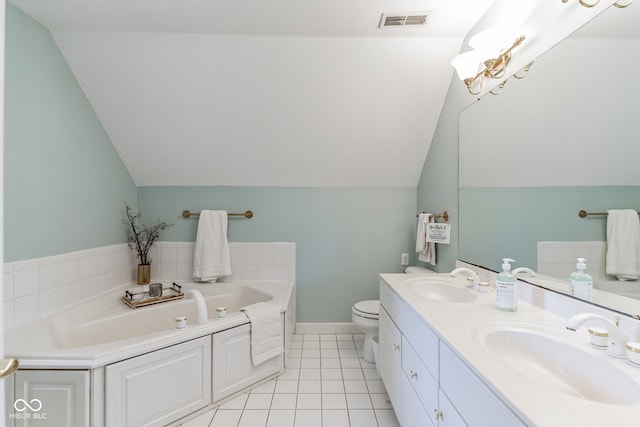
[[496, 258, 517, 311], [570, 258, 593, 300]]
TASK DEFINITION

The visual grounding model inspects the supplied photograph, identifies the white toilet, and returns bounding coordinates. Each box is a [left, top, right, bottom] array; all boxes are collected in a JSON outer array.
[[352, 266, 436, 363]]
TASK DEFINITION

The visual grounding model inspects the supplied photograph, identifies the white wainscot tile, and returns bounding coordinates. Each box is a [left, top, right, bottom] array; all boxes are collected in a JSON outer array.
[[40, 287, 63, 317], [242, 247, 259, 264], [39, 263, 61, 291], [78, 256, 96, 280], [257, 265, 275, 280], [14, 267, 39, 298], [14, 293, 40, 326], [62, 278, 96, 306], [4, 301, 15, 330], [4, 271, 14, 301], [60, 259, 80, 285], [95, 252, 112, 275], [258, 248, 275, 265]]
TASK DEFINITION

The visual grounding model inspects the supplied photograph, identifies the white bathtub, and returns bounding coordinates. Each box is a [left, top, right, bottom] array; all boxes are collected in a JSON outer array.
[[5, 280, 294, 369]]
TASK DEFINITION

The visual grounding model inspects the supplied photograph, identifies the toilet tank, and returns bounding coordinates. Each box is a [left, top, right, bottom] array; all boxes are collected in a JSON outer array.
[[404, 266, 437, 275]]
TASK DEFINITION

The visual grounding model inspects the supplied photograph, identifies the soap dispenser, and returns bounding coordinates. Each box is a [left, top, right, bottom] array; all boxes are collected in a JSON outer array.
[[496, 258, 517, 312], [570, 258, 593, 300]]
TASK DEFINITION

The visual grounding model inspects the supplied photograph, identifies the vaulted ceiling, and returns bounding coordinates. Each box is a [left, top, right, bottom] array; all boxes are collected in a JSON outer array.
[[9, 0, 636, 187]]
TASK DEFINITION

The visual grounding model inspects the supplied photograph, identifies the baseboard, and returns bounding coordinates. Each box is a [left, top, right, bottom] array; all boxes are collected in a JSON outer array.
[[295, 322, 361, 335]]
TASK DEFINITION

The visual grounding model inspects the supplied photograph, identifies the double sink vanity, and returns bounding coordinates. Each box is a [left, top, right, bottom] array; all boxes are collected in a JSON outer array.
[[378, 268, 640, 427]]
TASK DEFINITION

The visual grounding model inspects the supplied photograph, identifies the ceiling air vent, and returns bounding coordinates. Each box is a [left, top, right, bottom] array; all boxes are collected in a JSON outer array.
[[379, 12, 430, 28]]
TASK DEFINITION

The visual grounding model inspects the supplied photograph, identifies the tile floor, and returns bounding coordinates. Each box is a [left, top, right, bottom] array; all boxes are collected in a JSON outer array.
[[181, 333, 401, 427]]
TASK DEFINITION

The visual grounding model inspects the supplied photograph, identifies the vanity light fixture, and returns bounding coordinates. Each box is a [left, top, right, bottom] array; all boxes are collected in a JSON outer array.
[[450, 28, 530, 96], [561, 0, 632, 8]]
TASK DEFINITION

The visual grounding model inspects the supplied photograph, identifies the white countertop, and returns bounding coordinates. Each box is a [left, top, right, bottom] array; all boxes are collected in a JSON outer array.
[[380, 273, 640, 427]]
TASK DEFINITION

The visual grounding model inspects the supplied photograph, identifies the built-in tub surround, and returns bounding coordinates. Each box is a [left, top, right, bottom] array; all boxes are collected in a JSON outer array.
[[380, 268, 640, 426], [3, 241, 295, 329]]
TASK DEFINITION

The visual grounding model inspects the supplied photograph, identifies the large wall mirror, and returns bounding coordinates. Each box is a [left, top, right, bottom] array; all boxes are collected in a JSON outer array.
[[458, 5, 640, 318]]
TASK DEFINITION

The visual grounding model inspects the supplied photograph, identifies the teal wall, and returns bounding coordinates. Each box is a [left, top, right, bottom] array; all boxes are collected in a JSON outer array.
[[138, 186, 416, 322], [4, 4, 137, 262], [459, 186, 640, 272]]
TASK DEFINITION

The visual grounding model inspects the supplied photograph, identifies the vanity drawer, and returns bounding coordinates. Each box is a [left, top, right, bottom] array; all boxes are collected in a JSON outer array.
[[402, 336, 438, 427], [440, 344, 526, 427], [399, 306, 439, 381], [380, 279, 404, 323]]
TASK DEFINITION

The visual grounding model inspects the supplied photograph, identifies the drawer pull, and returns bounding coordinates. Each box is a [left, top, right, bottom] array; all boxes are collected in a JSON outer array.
[[410, 370, 418, 380], [393, 344, 400, 351], [434, 409, 443, 420]]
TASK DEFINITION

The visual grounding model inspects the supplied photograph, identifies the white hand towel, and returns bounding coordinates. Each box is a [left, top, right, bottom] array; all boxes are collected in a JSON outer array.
[[193, 210, 232, 282], [242, 302, 284, 366], [416, 213, 436, 266], [606, 209, 640, 281]]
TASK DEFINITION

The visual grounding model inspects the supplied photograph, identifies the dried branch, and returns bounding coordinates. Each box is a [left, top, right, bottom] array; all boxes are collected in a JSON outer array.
[[123, 203, 173, 265]]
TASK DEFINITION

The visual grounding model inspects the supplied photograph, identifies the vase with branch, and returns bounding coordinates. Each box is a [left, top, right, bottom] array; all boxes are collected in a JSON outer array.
[[123, 203, 173, 284]]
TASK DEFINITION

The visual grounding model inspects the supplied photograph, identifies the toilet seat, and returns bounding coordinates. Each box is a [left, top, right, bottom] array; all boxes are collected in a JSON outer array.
[[352, 300, 379, 320]]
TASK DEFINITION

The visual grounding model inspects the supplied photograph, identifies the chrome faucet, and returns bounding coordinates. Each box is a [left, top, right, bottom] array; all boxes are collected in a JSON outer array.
[[512, 267, 536, 277], [566, 313, 628, 358], [450, 267, 480, 291], [187, 289, 209, 325]]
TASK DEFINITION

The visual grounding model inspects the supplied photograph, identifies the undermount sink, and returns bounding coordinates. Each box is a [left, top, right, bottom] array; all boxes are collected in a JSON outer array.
[[472, 321, 640, 405], [406, 278, 477, 303]]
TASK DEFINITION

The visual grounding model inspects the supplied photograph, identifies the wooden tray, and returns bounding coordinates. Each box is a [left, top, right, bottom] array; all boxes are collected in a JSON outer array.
[[122, 282, 184, 309]]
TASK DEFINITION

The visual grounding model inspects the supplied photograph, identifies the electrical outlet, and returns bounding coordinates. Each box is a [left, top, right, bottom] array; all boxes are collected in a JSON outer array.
[[401, 253, 409, 266]]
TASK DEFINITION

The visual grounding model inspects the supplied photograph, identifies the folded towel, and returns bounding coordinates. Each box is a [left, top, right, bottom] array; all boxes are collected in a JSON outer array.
[[606, 209, 640, 281], [242, 302, 284, 366], [416, 213, 436, 266], [193, 210, 232, 282]]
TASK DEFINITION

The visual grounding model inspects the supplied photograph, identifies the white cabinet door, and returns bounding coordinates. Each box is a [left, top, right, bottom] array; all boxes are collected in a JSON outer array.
[[12, 369, 90, 427], [438, 389, 467, 427], [105, 336, 212, 427], [212, 323, 283, 403], [379, 306, 402, 421], [402, 374, 435, 427], [402, 337, 438, 427]]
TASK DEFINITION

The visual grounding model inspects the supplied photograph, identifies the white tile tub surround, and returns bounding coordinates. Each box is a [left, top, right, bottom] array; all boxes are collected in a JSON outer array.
[[537, 241, 608, 281], [4, 242, 295, 329], [149, 242, 296, 283]]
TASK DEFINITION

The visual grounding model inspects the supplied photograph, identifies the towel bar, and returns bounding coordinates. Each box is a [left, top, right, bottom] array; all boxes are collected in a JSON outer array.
[[416, 211, 449, 222], [579, 210, 640, 218], [182, 210, 253, 219]]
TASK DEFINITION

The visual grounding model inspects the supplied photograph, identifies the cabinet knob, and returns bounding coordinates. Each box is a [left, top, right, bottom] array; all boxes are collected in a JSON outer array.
[[393, 344, 400, 351], [410, 370, 418, 380]]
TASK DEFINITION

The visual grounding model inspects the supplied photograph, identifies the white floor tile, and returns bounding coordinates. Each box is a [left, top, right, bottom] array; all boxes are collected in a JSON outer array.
[[296, 393, 322, 409], [302, 348, 321, 358], [337, 340, 356, 349], [271, 394, 297, 410], [298, 380, 322, 393], [340, 358, 361, 368], [322, 409, 350, 427], [245, 394, 273, 410], [343, 380, 368, 393], [303, 340, 321, 349], [336, 334, 353, 341], [321, 380, 345, 394], [349, 409, 379, 427], [320, 368, 342, 380], [279, 369, 300, 381], [266, 409, 295, 427], [275, 380, 299, 394], [370, 393, 393, 409], [251, 380, 276, 394], [375, 409, 401, 427], [360, 360, 376, 369], [346, 393, 373, 409], [366, 379, 387, 394], [288, 349, 303, 358], [299, 368, 321, 380], [292, 334, 303, 341], [320, 334, 336, 341], [285, 358, 302, 368], [320, 358, 341, 369], [180, 409, 215, 427], [210, 409, 242, 427], [219, 394, 248, 410], [290, 340, 303, 349], [363, 368, 380, 379], [320, 341, 338, 349], [301, 358, 321, 369], [322, 393, 347, 409], [342, 368, 364, 380], [339, 349, 359, 358], [303, 334, 320, 341], [294, 410, 322, 427], [238, 409, 268, 427], [321, 349, 340, 358]]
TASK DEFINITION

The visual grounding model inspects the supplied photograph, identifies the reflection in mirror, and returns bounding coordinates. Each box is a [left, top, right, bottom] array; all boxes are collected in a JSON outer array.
[[458, 5, 640, 318]]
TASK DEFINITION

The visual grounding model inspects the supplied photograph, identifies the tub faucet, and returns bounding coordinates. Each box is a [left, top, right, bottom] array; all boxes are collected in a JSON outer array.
[[450, 267, 480, 291], [566, 313, 628, 358], [512, 267, 536, 277], [187, 289, 208, 325]]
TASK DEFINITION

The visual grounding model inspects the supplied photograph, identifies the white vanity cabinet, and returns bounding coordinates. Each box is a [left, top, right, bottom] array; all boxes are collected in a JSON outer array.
[[8, 369, 90, 427], [212, 322, 283, 402], [379, 279, 526, 427], [105, 336, 212, 427]]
